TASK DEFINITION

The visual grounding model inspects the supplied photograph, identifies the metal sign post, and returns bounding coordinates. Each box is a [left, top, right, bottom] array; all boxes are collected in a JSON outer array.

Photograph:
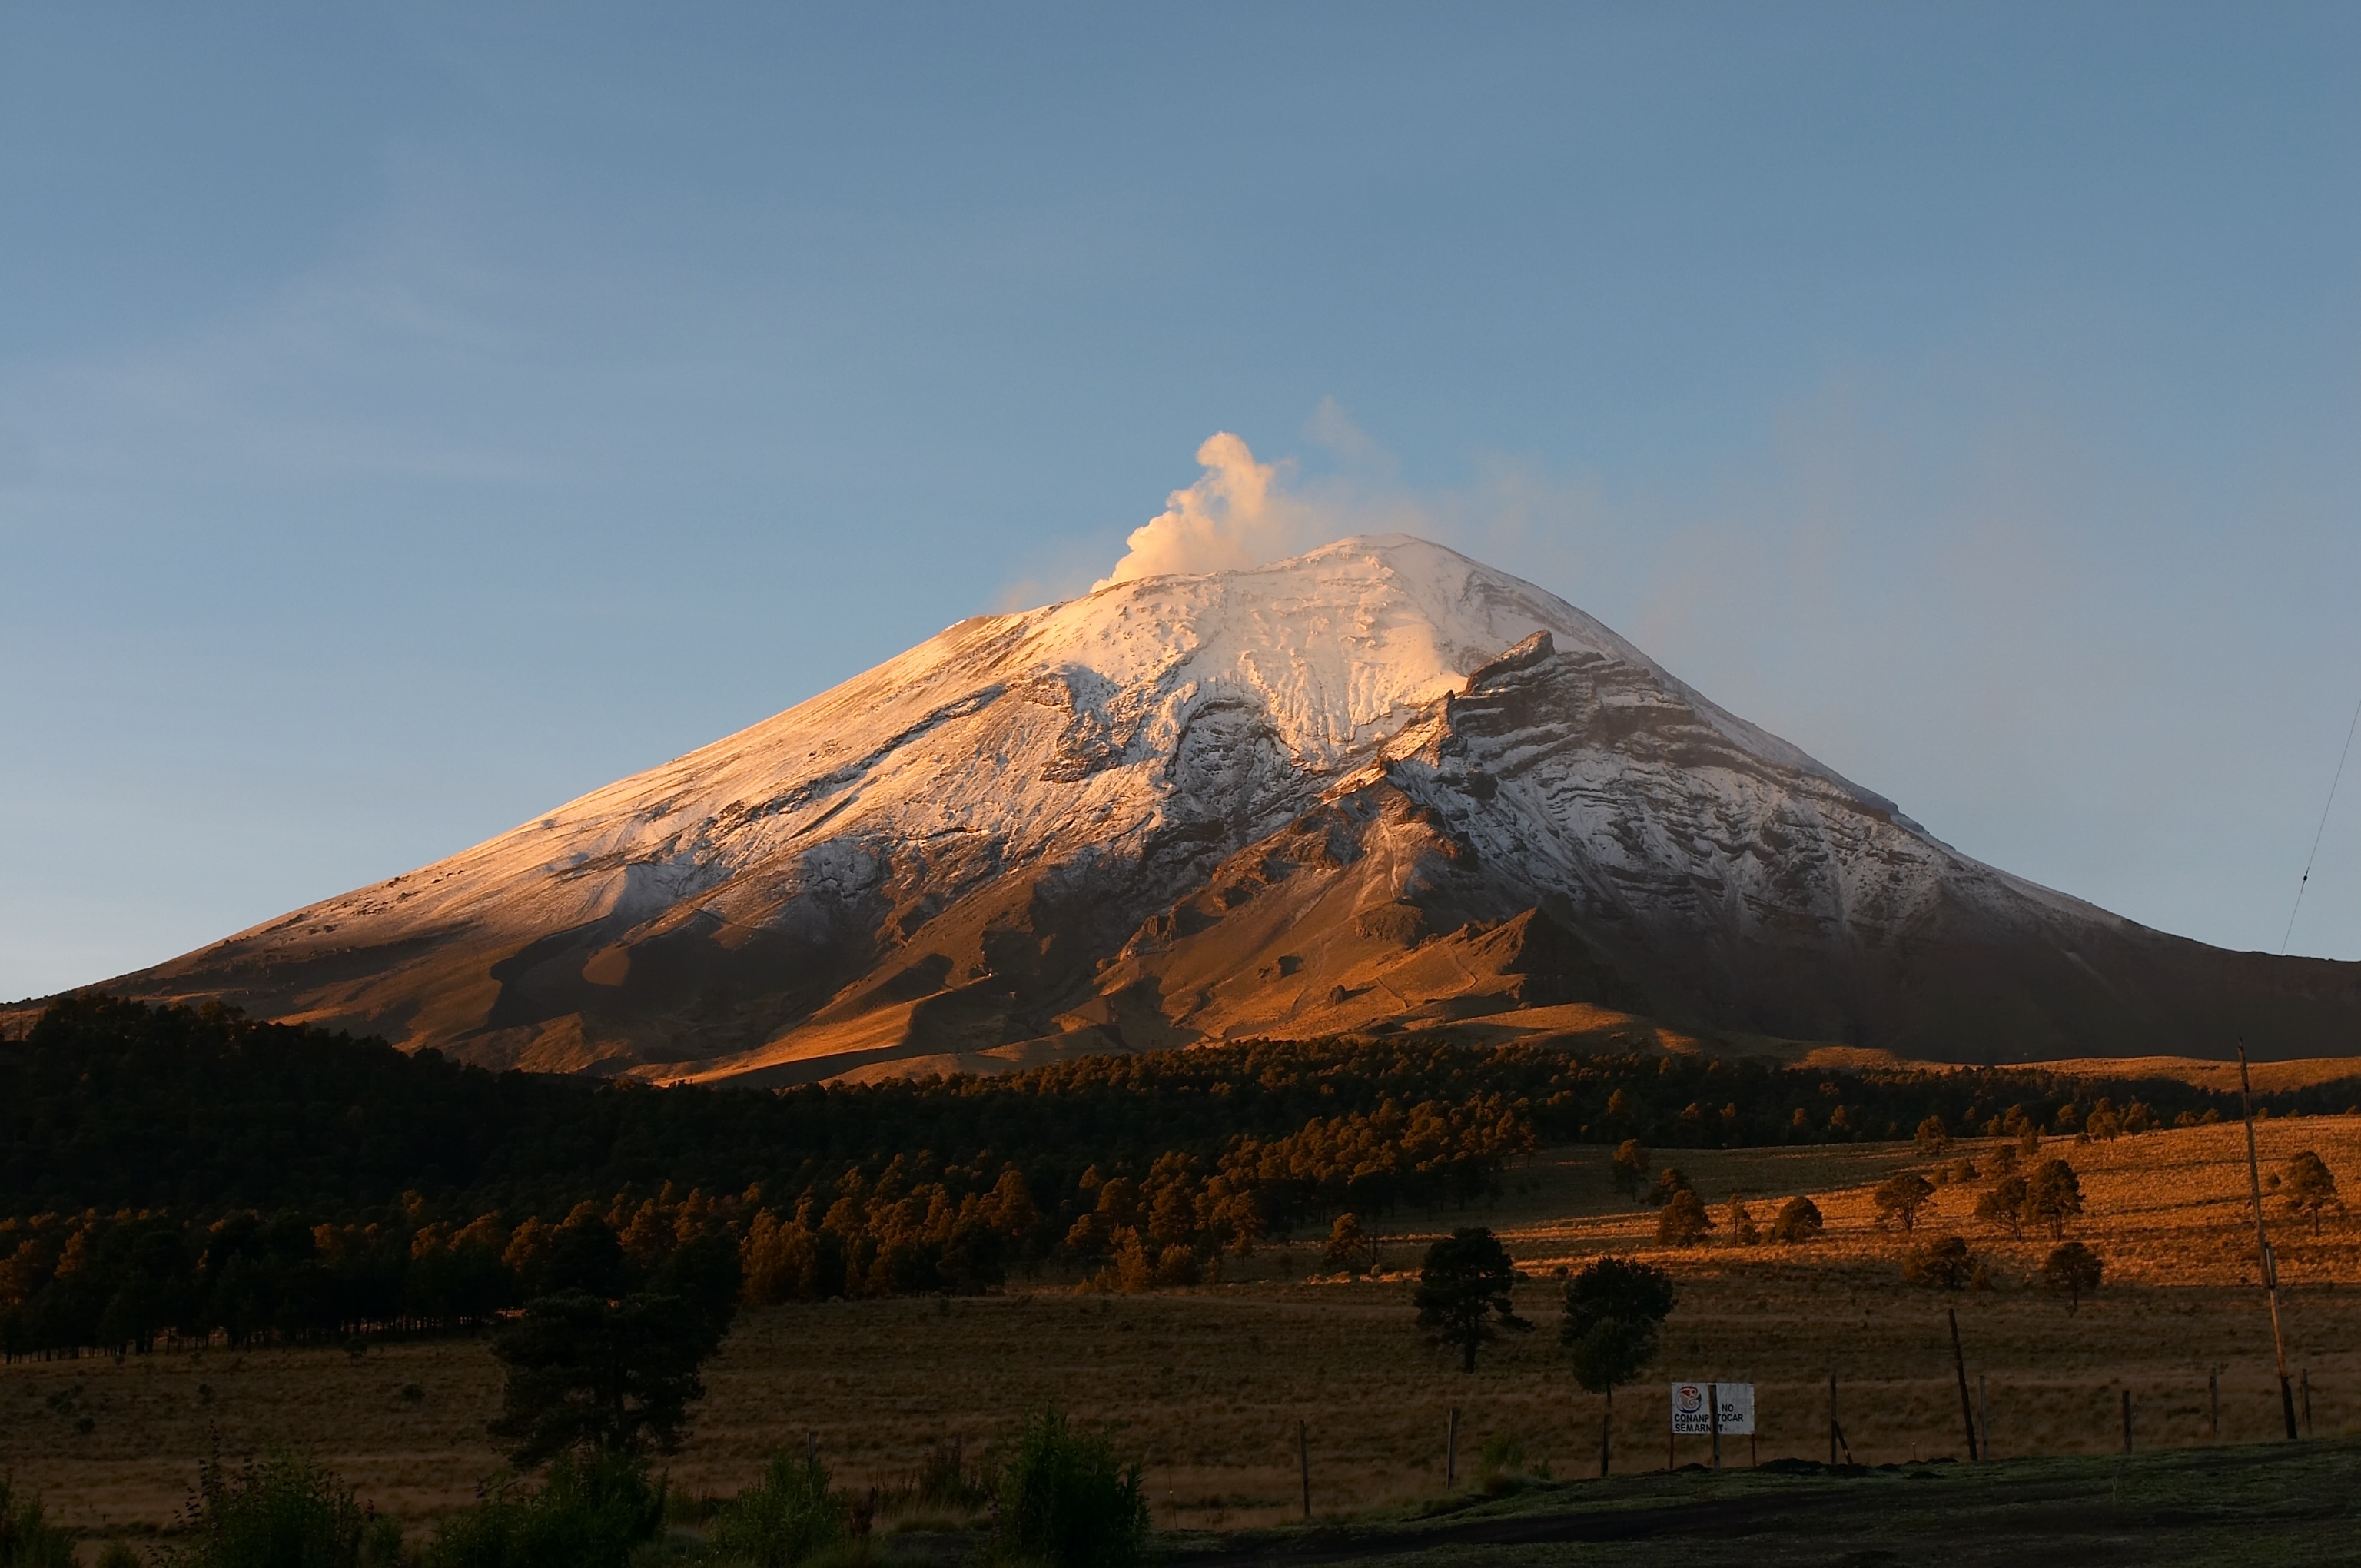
[[1672, 1381, 1755, 1470]]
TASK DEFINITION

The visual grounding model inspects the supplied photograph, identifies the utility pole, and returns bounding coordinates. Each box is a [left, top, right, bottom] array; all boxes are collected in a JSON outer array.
[[2236, 1042, 2300, 1439]]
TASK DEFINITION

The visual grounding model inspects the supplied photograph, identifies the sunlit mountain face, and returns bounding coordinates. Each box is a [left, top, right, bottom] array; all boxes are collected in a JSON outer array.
[[72, 536, 2361, 1081]]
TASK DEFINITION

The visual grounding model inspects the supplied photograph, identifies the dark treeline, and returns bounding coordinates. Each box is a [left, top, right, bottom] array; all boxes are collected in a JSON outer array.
[[4, 994, 2353, 1360]]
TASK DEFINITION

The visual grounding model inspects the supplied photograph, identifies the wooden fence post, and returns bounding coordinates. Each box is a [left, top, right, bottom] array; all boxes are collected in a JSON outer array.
[[2121, 1389, 2133, 1453], [1980, 1374, 1991, 1461], [1828, 1372, 1838, 1467], [1446, 1407, 1457, 1491], [1948, 1310, 1978, 1461], [2301, 1369, 2313, 1437], [2209, 1369, 2219, 1440], [1298, 1420, 1310, 1520], [1708, 1382, 1722, 1470]]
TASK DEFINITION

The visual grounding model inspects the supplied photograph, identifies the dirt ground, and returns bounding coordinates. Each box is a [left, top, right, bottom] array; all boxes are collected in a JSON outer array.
[[8, 1118, 2358, 1553]]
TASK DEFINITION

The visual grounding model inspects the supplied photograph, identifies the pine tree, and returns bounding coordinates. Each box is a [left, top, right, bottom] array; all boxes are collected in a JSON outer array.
[[1413, 1228, 1532, 1374], [1560, 1257, 1678, 1477]]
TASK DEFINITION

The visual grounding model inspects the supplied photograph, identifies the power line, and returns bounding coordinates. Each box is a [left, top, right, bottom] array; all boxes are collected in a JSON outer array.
[[2283, 689, 2361, 955]]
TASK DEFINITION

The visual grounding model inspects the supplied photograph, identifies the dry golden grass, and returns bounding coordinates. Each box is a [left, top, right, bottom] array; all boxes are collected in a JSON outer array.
[[9, 1118, 2359, 1550], [2017, 1056, 2361, 1095]]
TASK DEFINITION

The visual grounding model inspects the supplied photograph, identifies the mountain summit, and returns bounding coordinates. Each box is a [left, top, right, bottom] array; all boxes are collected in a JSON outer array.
[[81, 536, 2361, 1079]]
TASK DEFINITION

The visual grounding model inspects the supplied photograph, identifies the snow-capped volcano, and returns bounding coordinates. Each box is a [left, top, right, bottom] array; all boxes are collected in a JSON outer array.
[[71, 535, 2361, 1079]]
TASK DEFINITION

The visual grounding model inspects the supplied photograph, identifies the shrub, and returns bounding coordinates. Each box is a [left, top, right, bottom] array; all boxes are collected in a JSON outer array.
[[164, 1450, 398, 1568], [0, 1474, 76, 1568], [914, 1435, 990, 1512], [96, 1545, 144, 1568], [423, 1450, 663, 1568], [1725, 1197, 1759, 1246], [1766, 1196, 1822, 1245], [1655, 1191, 1712, 1247], [1901, 1234, 1976, 1291], [706, 1450, 843, 1568], [991, 1409, 1148, 1568], [1913, 1115, 1951, 1154], [1476, 1435, 1529, 1493]]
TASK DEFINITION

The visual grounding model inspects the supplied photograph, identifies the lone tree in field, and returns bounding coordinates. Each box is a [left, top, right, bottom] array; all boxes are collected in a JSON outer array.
[[1914, 1115, 1951, 1154], [1974, 1174, 2030, 1239], [1767, 1195, 1823, 1245], [2281, 1151, 2343, 1237], [1652, 1167, 1693, 1207], [488, 1288, 734, 1467], [2024, 1158, 2084, 1240], [1415, 1227, 1532, 1374], [1901, 1234, 1977, 1291], [1611, 1140, 1649, 1202], [2041, 1241, 2104, 1314], [1560, 1256, 1678, 1477], [1873, 1172, 1937, 1232], [1655, 1189, 1713, 1247]]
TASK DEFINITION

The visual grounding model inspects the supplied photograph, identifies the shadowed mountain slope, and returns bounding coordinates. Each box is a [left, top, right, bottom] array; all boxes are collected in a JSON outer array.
[[54, 537, 2361, 1079]]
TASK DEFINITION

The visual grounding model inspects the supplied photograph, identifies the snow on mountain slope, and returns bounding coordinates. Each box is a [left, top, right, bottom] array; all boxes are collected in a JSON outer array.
[[77, 536, 2361, 1078]]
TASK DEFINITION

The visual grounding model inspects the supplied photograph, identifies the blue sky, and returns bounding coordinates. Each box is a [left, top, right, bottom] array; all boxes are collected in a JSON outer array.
[[5, 3, 2359, 1000]]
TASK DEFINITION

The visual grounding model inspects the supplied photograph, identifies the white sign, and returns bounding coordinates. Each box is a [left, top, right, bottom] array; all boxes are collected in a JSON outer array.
[[1670, 1381, 1755, 1435]]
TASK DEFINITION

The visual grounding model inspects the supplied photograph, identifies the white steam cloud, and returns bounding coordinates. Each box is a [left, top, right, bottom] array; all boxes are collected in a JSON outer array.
[[1097, 432, 1317, 587]]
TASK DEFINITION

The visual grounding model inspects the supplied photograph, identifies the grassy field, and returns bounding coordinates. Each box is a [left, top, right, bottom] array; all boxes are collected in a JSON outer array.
[[8, 1116, 2359, 1558]]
